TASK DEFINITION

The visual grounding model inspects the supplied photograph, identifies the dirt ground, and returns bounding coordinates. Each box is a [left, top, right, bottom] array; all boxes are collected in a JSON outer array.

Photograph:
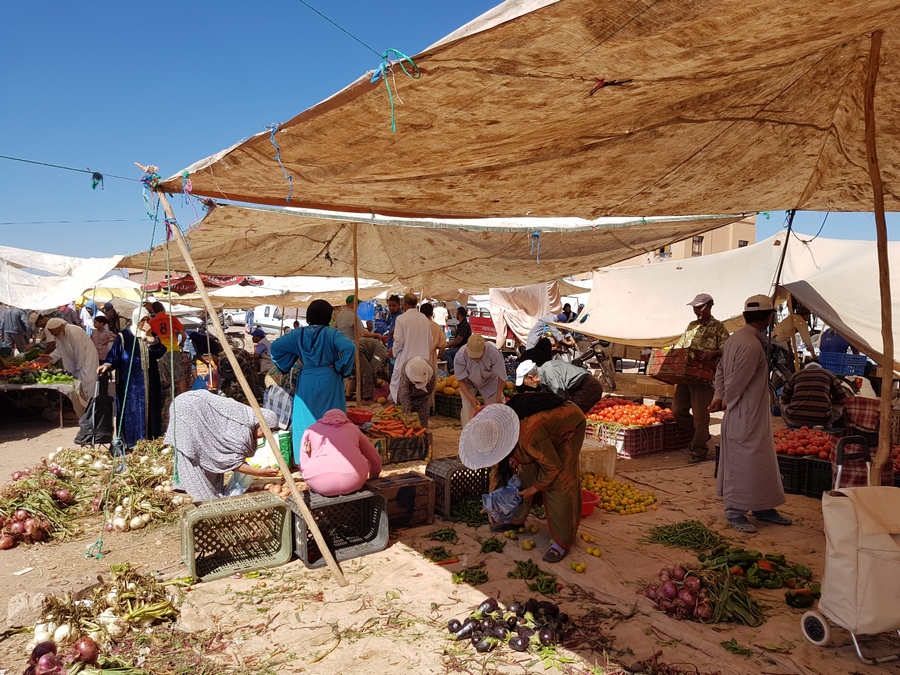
[[1, 376, 899, 674]]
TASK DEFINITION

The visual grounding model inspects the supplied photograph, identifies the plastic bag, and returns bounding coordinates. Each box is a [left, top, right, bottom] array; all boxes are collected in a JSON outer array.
[[482, 474, 522, 522], [224, 471, 254, 497]]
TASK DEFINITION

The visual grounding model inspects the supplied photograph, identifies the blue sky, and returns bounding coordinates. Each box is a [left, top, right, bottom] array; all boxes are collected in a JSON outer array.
[[1, 1, 895, 260]]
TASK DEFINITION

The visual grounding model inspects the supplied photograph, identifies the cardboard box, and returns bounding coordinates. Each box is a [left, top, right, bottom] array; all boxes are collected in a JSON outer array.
[[648, 348, 715, 385], [636, 375, 675, 398]]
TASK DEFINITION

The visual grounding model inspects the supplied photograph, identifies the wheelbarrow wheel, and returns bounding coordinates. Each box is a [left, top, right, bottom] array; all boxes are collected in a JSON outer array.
[[801, 611, 832, 647]]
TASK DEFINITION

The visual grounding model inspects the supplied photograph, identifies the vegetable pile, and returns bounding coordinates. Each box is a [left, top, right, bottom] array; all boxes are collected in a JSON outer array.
[[23, 635, 102, 675], [450, 496, 490, 527], [585, 399, 674, 426], [644, 520, 724, 551], [580, 472, 658, 515], [773, 426, 834, 458], [508, 559, 562, 596], [0, 357, 74, 385], [446, 596, 571, 655], [698, 546, 818, 596], [367, 405, 427, 437]]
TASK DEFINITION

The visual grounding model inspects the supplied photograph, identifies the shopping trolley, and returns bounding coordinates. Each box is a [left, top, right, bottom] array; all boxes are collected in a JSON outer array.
[[800, 435, 900, 664]]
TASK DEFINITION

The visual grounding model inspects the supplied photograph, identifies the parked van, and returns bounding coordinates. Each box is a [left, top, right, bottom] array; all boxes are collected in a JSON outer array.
[[221, 305, 296, 333]]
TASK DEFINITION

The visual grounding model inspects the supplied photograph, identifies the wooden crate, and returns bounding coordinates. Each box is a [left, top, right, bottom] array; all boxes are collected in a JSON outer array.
[[366, 472, 435, 528], [647, 348, 715, 385], [368, 432, 433, 465], [635, 375, 675, 398]]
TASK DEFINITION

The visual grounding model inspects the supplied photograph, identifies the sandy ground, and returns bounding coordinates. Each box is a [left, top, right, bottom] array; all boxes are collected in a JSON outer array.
[[1, 376, 899, 674]]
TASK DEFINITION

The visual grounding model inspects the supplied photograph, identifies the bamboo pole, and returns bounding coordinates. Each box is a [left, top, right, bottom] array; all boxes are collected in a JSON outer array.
[[150, 184, 347, 586], [863, 30, 893, 487], [353, 224, 362, 407]]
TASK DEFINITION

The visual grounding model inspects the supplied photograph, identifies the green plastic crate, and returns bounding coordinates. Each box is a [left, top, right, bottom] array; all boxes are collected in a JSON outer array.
[[180, 492, 293, 581]]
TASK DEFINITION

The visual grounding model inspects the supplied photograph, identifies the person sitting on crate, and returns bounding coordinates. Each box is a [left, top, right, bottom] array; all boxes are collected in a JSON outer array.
[[165, 389, 281, 502], [779, 362, 848, 429], [708, 295, 791, 534], [672, 293, 731, 464], [398, 357, 436, 428], [515, 358, 604, 413], [299, 409, 382, 497], [459, 397, 585, 564]]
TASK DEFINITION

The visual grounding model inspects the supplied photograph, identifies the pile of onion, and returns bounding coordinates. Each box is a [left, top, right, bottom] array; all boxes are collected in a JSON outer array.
[[639, 563, 713, 622], [25, 636, 100, 674], [0, 509, 53, 549]]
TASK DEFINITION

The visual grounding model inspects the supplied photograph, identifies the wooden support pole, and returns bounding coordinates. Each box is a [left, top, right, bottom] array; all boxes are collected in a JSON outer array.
[[151, 186, 347, 586], [353, 224, 362, 408], [863, 30, 893, 487]]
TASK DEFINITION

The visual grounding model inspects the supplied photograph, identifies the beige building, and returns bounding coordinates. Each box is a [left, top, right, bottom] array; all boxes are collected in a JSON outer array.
[[615, 215, 757, 266]]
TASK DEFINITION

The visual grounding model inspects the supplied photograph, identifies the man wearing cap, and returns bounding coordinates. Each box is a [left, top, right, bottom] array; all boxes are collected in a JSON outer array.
[[250, 328, 274, 374], [454, 334, 508, 427], [516, 359, 603, 413], [389, 294, 435, 403], [672, 293, 731, 464], [44, 317, 99, 416], [709, 295, 791, 533]]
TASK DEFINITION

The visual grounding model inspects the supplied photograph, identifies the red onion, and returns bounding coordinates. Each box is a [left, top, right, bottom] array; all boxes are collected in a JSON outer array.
[[11, 471, 23, 481], [72, 635, 100, 664], [35, 652, 62, 674], [47, 465, 62, 476], [105, 522, 114, 532], [672, 563, 687, 581], [661, 581, 678, 599], [15, 509, 29, 521], [29, 640, 57, 664], [9, 521, 24, 535], [684, 576, 701, 592], [657, 598, 674, 613], [677, 588, 697, 608], [29, 527, 45, 542], [0, 534, 15, 549], [124, 477, 133, 485], [695, 602, 713, 620], [643, 584, 659, 600], [54, 489, 72, 504]]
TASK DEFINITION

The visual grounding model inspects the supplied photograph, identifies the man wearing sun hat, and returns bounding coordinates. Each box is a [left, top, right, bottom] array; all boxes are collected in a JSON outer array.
[[44, 317, 98, 416], [709, 295, 790, 534], [453, 334, 508, 427], [672, 292, 732, 464]]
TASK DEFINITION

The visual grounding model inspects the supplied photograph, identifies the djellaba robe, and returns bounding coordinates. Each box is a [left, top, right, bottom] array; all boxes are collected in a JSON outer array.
[[503, 402, 586, 549], [715, 324, 785, 512], [103, 329, 166, 448], [271, 325, 356, 463]]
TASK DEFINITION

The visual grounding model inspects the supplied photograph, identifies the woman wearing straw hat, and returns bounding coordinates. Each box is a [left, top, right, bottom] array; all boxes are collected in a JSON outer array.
[[459, 395, 586, 564]]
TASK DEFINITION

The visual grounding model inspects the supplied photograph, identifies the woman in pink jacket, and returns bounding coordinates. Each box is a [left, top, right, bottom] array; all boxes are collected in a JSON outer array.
[[299, 409, 383, 496]]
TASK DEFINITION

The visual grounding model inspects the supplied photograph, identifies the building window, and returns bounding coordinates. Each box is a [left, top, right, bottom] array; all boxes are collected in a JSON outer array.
[[738, 240, 749, 248], [691, 236, 704, 257]]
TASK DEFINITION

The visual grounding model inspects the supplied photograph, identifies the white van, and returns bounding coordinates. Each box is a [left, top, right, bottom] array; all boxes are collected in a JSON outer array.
[[222, 305, 296, 333]]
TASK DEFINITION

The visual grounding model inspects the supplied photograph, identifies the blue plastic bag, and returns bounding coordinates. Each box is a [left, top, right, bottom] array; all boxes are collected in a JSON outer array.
[[482, 475, 522, 522]]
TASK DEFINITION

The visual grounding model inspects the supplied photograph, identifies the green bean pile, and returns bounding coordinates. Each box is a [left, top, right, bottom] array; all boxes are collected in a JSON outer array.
[[644, 520, 725, 551]]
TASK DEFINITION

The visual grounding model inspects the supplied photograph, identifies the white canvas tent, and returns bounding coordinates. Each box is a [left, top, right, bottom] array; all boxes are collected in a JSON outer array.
[[0, 245, 123, 311], [568, 233, 900, 372], [490, 280, 590, 345], [175, 276, 392, 310]]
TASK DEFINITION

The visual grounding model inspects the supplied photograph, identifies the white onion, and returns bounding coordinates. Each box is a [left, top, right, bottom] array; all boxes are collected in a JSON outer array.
[[75, 470, 84, 478], [93, 461, 105, 470], [161, 446, 171, 454], [76, 459, 86, 467], [53, 623, 73, 645], [32, 630, 52, 646], [113, 517, 129, 532], [139, 455, 149, 464], [47, 452, 56, 461], [114, 505, 124, 515], [82, 454, 93, 461], [154, 485, 163, 492], [140, 514, 151, 525], [122, 497, 131, 505], [129, 516, 145, 530], [172, 495, 183, 506]]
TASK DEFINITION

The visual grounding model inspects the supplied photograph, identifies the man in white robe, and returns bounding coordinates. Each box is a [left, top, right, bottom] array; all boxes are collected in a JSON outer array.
[[389, 294, 435, 402], [45, 317, 99, 416], [709, 295, 791, 534]]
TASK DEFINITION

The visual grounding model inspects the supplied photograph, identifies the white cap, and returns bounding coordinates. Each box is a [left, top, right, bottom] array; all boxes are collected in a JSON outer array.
[[515, 359, 538, 386], [744, 294, 774, 312]]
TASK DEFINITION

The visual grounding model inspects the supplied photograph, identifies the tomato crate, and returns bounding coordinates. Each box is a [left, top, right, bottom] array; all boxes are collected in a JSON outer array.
[[425, 457, 491, 517], [433, 393, 463, 419], [647, 348, 715, 385], [368, 432, 433, 465], [180, 492, 293, 582], [801, 457, 833, 498], [663, 421, 692, 451], [289, 489, 389, 569], [591, 422, 666, 458], [366, 472, 434, 528], [778, 454, 808, 495], [818, 352, 868, 376]]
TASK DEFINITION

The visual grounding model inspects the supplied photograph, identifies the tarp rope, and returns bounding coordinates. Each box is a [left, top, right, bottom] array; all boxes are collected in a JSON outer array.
[[265, 124, 293, 202], [370, 49, 420, 133]]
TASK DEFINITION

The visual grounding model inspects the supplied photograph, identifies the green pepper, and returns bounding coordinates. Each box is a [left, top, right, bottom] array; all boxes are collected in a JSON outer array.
[[785, 589, 815, 608], [762, 577, 784, 589], [764, 553, 787, 565], [791, 563, 813, 580]]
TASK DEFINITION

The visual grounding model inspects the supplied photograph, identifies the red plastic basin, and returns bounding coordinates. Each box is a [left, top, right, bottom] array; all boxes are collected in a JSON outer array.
[[581, 488, 601, 517]]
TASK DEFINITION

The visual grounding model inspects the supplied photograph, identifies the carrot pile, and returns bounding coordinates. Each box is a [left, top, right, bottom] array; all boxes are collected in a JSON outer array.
[[369, 405, 427, 437]]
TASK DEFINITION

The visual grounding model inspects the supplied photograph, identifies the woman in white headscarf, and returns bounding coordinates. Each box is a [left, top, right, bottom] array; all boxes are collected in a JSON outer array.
[[398, 356, 436, 427]]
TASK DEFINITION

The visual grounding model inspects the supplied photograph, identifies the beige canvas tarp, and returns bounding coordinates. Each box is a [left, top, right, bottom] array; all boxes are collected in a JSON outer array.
[[489, 281, 586, 345], [120, 204, 745, 289], [160, 0, 900, 219]]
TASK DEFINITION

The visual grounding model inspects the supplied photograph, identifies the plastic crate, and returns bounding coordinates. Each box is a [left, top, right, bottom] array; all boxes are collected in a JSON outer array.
[[368, 431, 433, 465], [591, 422, 666, 458], [647, 348, 715, 385], [778, 454, 807, 495], [505, 361, 521, 378], [663, 421, 692, 451], [434, 393, 463, 419], [801, 457, 833, 499], [289, 489, 389, 569], [425, 457, 491, 517], [180, 492, 293, 582], [366, 472, 435, 528], [818, 352, 868, 376]]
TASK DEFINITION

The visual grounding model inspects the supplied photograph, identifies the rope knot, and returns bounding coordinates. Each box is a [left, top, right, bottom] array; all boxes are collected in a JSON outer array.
[[91, 172, 104, 190], [370, 49, 421, 133], [266, 123, 293, 202], [529, 231, 542, 264]]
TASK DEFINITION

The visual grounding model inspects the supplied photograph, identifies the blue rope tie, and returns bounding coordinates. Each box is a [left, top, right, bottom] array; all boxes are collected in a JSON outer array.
[[266, 123, 293, 202], [529, 231, 541, 264], [91, 172, 104, 190], [370, 49, 421, 133]]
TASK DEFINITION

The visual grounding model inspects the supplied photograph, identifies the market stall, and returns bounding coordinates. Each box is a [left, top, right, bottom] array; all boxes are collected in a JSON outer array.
[[0, 355, 80, 427]]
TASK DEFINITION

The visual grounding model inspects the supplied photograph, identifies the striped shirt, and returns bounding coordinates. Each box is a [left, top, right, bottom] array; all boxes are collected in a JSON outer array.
[[780, 368, 846, 426]]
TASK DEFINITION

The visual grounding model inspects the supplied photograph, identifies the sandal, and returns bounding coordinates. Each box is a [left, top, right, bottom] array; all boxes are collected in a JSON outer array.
[[542, 547, 569, 563], [727, 516, 757, 533], [752, 509, 792, 526], [489, 522, 520, 533]]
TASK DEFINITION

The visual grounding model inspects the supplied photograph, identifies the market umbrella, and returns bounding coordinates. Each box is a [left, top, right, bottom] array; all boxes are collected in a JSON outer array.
[[140, 274, 263, 295]]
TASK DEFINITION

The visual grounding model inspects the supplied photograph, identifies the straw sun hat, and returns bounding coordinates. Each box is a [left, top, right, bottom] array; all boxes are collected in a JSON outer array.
[[458, 404, 520, 470]]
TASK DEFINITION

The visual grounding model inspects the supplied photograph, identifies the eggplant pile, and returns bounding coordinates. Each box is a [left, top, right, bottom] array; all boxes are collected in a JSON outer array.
[[447, 597, 571, 654], [639, 563, 712, 621]]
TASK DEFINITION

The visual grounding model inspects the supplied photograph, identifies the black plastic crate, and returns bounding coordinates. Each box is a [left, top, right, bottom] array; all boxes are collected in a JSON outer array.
[[433, 393, 463, 419], [289, 489, 389, 569], [425, 458, 491, 517], [778, 454, 807, 495], [801, 458, 834, 499]]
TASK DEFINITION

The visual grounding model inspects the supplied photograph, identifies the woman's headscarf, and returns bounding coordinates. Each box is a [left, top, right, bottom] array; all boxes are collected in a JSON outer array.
[[319, 409, 352, 426], [521, 337, 553, 367], [306, 299, 334, 326], [405, 357, 434, 391]]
